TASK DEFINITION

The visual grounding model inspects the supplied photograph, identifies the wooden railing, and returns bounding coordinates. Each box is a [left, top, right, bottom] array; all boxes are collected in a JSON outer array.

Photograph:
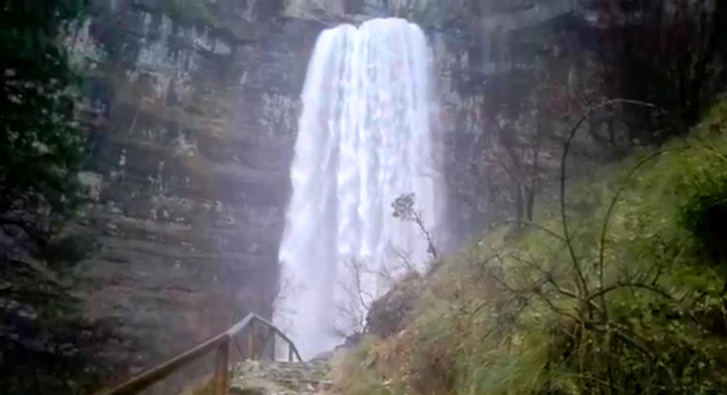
[[97, 313, 302, 395]]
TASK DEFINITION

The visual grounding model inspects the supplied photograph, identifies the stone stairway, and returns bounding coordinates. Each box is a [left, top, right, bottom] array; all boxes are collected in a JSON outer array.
[[229, 360, 335, 395]]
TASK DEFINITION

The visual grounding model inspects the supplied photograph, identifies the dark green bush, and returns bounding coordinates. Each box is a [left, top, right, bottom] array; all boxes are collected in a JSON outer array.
[[680, 168, 727, 263]]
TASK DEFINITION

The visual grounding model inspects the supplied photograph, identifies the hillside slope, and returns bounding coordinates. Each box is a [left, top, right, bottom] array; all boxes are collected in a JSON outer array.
[[333, 101, 727, 395]]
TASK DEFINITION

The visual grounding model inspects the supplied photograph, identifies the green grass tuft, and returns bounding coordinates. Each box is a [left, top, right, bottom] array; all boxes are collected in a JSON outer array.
[[335, 101, 727, 395]]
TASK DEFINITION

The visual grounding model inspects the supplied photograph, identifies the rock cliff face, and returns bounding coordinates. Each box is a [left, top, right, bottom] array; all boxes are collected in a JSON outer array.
[[72, 0, 581, 384], [70, 0, 719, 390], [72, 0, 321, 388]]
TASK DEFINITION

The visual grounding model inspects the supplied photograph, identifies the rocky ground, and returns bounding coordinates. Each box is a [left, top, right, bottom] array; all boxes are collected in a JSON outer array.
[[229, 360, 335, 395]]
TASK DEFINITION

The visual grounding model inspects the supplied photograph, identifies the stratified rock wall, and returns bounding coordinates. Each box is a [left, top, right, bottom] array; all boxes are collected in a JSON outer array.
[[69, 0, 720, 391], [72, 0, 321, 388], [72, 0, 583, 384]]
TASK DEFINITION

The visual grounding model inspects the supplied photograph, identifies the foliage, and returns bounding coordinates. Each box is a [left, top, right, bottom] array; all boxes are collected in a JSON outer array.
[[332, 337, 408, 395], [0, 1, 106, 393], [162, 0, 222, 28], [335, 101, 727, 394], [0, 0, 87, 229], [679, 149, 727, 262], [392, 193, 438, 260], [0, 266, 110, 394]]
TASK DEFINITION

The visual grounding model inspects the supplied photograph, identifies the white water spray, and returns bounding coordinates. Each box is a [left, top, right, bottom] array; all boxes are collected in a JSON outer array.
[[277, 18, 444, 359]]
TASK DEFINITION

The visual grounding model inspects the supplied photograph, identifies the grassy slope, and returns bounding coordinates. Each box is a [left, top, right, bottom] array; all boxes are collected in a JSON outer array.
[[334, 102, 727, 395]]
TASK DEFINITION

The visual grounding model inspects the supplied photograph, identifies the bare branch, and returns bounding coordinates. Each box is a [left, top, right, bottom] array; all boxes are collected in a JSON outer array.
[[587, 282, 674, 303], [560, 99, 660, 297], [489, 219, 567, 243], [331, 257, 378, 339], [508, 253, 579, 300], [392, 193, 438, 260], [596, 149, 669, 318]]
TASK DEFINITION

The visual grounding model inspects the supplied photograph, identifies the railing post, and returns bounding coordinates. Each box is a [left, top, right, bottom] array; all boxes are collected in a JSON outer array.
[[213, 339, 230, 395], [98, 313, 301, 394], [247, 330, 257, 360]]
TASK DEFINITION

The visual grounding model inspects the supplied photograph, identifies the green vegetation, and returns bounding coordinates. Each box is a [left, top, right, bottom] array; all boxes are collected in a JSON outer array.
[[335, 102, 727, 394], [0, 1, 102, 393], [1, 0, 87, 226], [162, 0, 222, 28]]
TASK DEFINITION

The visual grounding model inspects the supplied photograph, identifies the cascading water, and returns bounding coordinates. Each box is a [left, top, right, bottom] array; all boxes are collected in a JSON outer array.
[[277, 18, 444, 359]]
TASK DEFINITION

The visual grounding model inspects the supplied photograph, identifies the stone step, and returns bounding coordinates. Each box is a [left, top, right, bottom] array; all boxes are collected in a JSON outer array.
[[229, 360, 335, 395]]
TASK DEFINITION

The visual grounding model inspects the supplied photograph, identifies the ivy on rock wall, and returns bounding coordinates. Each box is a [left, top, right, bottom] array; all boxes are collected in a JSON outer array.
[[0, 1, 114, 393], [0, 0, 87, 223]]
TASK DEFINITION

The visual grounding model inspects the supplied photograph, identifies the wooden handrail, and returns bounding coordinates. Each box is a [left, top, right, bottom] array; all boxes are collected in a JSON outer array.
[[98, 313, 302, 395]]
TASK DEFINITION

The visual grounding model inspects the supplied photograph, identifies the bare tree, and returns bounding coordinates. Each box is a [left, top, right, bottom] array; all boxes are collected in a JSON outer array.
[[271, 271, 304, 336], [330, 257, 375, 340], [330, 246, 422, 340], [392, 193, 438, 260], [330, 194, 439, 340]]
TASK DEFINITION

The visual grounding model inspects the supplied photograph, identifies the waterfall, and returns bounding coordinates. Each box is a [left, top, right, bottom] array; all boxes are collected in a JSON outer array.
[[277, 18, 443, 359]]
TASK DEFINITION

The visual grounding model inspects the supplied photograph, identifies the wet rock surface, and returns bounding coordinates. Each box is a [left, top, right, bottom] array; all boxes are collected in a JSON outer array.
[[367, 273, 423, 338], [74, 0, 580, 386], [67, 0, 693, 391], [72, 0, 320, 390], [230, 360, 334, 395]]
